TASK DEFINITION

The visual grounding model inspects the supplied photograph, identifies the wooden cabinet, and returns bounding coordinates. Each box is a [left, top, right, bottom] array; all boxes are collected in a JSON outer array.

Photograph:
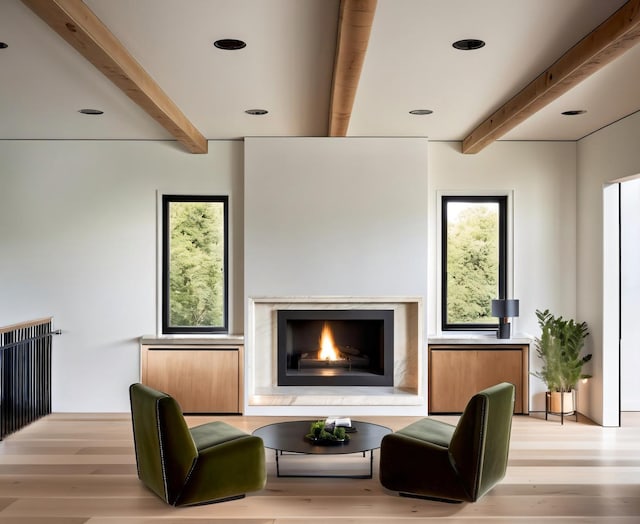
[[428, 343, 529, 414], [140, 341, 243, 414]]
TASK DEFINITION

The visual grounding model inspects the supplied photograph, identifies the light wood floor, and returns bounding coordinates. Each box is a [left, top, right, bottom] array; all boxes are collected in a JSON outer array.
[[0, 412, 639, 523]]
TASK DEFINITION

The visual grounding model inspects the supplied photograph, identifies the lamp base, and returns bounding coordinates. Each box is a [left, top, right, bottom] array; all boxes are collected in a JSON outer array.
[[496, 321, 511, 339]]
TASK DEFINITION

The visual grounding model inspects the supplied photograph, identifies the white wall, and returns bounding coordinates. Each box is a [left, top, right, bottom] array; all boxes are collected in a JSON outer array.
[[0, 140, 243, 411], [578, 110, 640, 425], [428, 141, 578, 411], [244, 137, 429, 299], [620, 177, 640, 409]]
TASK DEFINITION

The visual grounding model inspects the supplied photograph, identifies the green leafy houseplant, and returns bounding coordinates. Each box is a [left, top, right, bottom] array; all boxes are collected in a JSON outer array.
[[532, 309, 592, 393], [306, 420, 349, 443]]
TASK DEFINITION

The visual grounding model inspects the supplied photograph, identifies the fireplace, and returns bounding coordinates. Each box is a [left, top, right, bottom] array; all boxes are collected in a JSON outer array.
[[277, 309, 394, 386]]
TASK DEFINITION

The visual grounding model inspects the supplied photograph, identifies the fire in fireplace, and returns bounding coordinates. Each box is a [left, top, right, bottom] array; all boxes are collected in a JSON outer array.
[[277, 309, 394, 386]]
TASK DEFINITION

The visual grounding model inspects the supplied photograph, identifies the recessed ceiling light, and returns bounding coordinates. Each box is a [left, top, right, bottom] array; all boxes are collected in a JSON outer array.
[[245, 109, 268, 115], [214, 39, 246, 50], [452, 39, 485, 50], [409, 109, 433, 115], [0, 42, 8, 49], [78, 108, 104, 115], [561, 110, 587, 116]]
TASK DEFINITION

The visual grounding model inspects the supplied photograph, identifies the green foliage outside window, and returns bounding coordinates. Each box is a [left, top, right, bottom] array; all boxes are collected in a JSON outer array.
[[166, 199, 226, 330], [446, 201, 500, 325]]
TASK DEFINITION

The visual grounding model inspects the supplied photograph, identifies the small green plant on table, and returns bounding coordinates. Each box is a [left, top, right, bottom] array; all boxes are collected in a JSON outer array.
[[306, 420, 349, 444]]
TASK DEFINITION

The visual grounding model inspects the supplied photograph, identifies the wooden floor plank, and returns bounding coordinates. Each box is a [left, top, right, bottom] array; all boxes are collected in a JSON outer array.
[[80, 519, 640, 524], [0, 519, 88, 524], [2, 494, 640, 518], [85, 519, 274, 524]]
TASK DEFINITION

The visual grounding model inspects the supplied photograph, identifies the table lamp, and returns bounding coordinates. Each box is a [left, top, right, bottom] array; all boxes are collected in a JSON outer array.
[[491, 299, 519, 339]]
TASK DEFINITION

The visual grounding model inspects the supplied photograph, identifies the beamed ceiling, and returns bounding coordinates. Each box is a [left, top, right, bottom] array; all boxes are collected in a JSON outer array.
[[2, 0, 640, 154]]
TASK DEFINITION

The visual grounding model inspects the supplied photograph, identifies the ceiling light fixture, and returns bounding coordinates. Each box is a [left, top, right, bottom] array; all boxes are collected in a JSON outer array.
[[561, 110, 587, 116], [409, 109, 433, 115], [452, 39, 485, 50], [214, 39, 246, 50], [0, 42, 8, 49], [245, 109, 268, 115], [79, 108, 104, 115]]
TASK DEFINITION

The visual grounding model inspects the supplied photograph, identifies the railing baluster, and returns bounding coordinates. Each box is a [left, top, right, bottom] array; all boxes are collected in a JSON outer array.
[[0, 318, 58, 440]]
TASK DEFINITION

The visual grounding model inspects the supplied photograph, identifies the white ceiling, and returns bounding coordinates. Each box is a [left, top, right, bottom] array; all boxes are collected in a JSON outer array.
[[1, 0, 638, 147]]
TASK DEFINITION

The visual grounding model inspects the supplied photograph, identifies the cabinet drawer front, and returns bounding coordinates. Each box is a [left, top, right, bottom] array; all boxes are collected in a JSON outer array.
[[429, 349, 523, 413], [144, 349, 239, 413]]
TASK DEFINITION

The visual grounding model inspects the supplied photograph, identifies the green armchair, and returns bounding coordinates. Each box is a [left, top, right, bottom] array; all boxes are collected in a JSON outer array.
[[379, 382, 515, 503], [129, 383, 266, 506]]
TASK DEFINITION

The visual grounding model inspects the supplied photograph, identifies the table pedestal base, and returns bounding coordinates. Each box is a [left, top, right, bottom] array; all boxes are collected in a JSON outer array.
[[274, 449, 374, 479]]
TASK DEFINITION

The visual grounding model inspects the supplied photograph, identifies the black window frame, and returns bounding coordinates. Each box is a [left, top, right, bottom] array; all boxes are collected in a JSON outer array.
[[441, 195, 507, 332], [162, 194, 229, 334]]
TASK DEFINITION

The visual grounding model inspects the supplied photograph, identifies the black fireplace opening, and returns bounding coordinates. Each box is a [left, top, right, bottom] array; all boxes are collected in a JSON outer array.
[[277, 309, 394, 386]]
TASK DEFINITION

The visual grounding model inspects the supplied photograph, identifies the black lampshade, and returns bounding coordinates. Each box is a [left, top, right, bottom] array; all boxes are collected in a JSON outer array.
[[491, 299, 520, 318]]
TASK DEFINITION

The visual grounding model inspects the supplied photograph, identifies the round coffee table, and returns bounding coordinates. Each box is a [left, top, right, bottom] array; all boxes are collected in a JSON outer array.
[[253, 420, 391, 478]]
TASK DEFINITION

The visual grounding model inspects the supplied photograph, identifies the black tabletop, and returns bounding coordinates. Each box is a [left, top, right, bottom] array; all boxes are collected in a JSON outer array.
[[252, 420, 392, 455]]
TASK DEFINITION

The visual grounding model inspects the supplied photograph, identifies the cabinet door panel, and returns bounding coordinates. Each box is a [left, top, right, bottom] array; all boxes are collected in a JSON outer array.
[[144, 349, 239, 413], [429, 349, 523, 413]]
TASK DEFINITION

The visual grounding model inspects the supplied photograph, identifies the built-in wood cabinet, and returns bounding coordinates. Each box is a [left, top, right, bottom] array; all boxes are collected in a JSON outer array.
[[140, 337, 244, 414], [428, 341, 529, 414]]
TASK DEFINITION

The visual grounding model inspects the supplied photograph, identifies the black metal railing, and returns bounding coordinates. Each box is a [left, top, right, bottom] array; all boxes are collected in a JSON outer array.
[[0, 318, 59, 440]]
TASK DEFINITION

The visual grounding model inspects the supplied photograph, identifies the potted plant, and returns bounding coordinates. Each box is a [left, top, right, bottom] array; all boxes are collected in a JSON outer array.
[[531, 309, 591, 415]]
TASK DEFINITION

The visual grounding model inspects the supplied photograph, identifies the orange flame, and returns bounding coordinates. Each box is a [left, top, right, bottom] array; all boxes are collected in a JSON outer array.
[[318, 323, 339, 360]]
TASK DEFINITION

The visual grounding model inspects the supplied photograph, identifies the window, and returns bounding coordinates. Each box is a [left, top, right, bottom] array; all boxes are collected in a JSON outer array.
[[441, 195, 507, 331], [162, 195, 228, 334]]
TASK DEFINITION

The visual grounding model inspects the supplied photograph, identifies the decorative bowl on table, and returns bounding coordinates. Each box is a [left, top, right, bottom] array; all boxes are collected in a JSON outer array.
[[305, 420, 350, 445]]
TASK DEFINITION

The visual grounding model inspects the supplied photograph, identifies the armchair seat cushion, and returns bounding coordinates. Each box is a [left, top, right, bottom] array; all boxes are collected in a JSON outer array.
[[190, 421, 252, 449], [395, 418, 456, 448]]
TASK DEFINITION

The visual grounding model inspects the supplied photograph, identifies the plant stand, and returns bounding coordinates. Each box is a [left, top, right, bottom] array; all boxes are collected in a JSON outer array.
[[545, 390, 578, 425]]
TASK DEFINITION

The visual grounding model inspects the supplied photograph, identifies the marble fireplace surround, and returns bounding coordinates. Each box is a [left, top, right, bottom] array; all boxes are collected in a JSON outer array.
[[245, 297, 424, 416]]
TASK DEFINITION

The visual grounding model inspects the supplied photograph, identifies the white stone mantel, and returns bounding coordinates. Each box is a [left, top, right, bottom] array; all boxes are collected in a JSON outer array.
[[245, 296, 426, 416]]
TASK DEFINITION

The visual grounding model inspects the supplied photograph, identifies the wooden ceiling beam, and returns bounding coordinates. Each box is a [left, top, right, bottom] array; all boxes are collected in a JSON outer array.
[[21, 0, 207, 154], [328, 0, 377, 137], [462, 0, 640, 154]]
